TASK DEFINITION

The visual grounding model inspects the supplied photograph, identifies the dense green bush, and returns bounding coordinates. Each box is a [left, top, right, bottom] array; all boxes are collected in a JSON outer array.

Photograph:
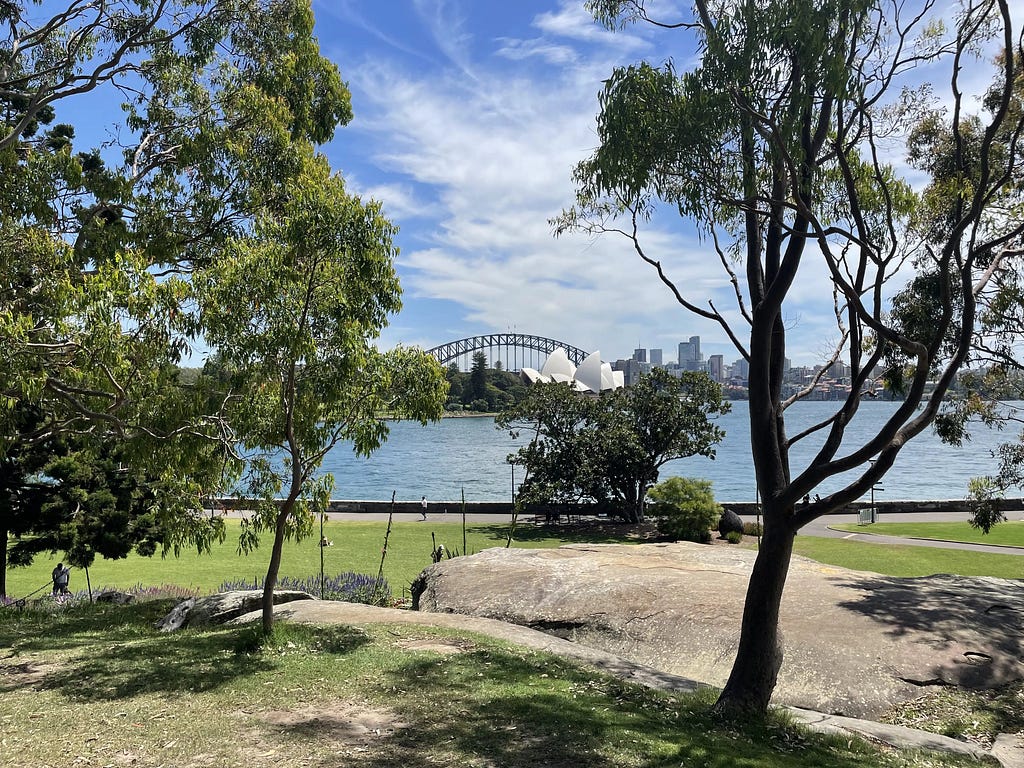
[[725, 530, 743, 544], [646, 477, 721, 543]]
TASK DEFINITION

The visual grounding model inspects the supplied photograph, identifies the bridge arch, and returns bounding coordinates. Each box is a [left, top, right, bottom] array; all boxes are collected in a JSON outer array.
[[427, 334, 588, 372]]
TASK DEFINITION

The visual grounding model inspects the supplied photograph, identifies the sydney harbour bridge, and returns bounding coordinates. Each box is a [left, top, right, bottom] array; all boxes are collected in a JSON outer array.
[[426, 333, 588, 372]]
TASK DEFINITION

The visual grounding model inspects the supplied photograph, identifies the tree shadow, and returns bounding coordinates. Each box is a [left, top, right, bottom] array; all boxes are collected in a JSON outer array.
[[0, 599, 176, 653], [264, 641, 883, 768], [832, 573, 1024, 689], [469, 522, 656, 545], [6, 603, 372, 702]]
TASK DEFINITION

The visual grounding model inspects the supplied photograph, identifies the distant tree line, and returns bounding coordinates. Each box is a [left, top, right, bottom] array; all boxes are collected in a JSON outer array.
[[444, 352, 529, 413]]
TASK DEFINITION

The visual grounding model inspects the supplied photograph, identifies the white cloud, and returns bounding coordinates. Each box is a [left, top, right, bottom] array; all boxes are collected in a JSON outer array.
[[331, 1, 955, 366]]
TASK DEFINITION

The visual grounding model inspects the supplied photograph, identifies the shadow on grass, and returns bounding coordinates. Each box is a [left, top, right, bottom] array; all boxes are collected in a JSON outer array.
[[468, 521, 654, 545], [0, 599, 178, 653], [3, 601, 373, 702], [266, 640, 886, 768]]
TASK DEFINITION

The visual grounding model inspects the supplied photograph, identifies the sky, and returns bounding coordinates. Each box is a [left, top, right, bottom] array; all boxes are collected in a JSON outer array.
[[309, 0, 828, 367], [36, 0, 1004, 369]]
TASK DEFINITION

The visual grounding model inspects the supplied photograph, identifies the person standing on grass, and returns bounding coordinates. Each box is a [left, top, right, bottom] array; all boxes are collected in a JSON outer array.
[[420, 495, 428, 521], [51, 563, 70, 596]]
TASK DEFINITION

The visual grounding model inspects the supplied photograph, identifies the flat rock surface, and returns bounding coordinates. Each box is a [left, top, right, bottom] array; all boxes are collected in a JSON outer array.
[[411, 542, 1024, 718]]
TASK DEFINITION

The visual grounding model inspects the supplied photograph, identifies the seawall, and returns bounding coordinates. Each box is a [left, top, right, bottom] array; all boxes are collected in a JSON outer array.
[[211, 497, 1024, 517]]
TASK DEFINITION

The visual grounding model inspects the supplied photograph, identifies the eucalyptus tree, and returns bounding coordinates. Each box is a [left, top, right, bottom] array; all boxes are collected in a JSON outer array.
[[562, 0, 1024, 715], [1, 0, 355, 573], [197, 155, 448, 634]]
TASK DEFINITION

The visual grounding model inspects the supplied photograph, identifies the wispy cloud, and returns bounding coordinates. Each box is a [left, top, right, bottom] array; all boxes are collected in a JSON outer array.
[[329, 1, 887, 365]]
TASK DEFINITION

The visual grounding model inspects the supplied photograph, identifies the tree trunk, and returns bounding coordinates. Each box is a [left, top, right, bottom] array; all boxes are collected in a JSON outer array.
[[0, 528, 7, 598], [712, 513, 796, 717], [261, 502, 293, 635]]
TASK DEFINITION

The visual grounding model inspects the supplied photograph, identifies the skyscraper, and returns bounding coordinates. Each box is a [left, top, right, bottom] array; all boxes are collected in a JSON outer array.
[[708, 354, 724, 382], [633, 348, 647, 363], [650, 348, 663, 367], [678, 341, 695, 365]]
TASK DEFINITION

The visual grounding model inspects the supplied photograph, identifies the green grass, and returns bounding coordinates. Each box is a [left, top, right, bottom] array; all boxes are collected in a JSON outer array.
[[793, 536, 1024, 578], [832, 520, 1024, 547], [3, 520, 609, 602], [0, 600, 986, 768], [9, 519, 1024, 605]]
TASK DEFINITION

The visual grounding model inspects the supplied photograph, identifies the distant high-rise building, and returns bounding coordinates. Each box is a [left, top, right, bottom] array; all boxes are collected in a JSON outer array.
[[633, 348, 647, 363], [678, 335, 702, 365], [732, 358, 750, 380], [678, 341, 696, 365], [708, 354, 724, 382], [613, 358, 643, 386], [650, 348, 663, 367]]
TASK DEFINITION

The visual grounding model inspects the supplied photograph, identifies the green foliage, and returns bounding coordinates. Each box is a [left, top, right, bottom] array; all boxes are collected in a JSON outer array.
[[498, 369, 729, 523], [570, 0, 1024, 716], [196, 152, 447, 631], [470, 351, 488, 401], [742, 521, 763, 537], [1, 0, 369, 596], [444, 360, 526, 411], [966, 477, 1008, 535], [647, 477, 722, 544], [726, 530, 744, 544]]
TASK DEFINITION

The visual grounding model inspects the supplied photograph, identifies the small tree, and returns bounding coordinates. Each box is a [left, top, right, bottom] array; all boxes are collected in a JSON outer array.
[[198, 156, 447, 634], [498, 369, 728, 522], [470, 352, 488, 402]]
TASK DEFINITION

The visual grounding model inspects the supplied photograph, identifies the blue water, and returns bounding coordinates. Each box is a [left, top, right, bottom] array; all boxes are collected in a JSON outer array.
[[319, 401, 1018, 503]]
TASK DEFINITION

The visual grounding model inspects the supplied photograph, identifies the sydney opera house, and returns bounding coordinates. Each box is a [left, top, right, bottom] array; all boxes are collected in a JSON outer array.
[[519, 348, 624, 393]]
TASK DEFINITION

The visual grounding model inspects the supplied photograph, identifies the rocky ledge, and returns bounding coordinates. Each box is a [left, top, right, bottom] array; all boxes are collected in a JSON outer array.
[[411, 542, 1024, 718]]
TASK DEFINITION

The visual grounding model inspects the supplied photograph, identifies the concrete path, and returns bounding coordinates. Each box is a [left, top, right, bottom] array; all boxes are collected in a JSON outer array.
[[800, 510, 1024, 556]]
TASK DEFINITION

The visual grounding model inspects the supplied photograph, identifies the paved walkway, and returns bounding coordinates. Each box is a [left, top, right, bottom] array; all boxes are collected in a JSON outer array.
[[800, 510, 1024, 555]]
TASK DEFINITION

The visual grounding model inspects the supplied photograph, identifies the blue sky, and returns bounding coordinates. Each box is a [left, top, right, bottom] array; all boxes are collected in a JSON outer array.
[[309, 0, 815, 367], [43, 0, 1002, 368]]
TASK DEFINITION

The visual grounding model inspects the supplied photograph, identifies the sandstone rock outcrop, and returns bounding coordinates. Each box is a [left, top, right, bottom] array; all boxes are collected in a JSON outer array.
[[155, 590, 314, 631], [411, 542, 1024, 717]]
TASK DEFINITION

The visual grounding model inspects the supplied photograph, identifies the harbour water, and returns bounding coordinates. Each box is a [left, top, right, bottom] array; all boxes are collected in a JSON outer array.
[[319, 401, 1019, 503]]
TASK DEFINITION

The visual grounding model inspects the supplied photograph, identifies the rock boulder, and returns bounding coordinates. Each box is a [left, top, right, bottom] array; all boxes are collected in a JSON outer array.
[[717, 508, 744, 538], [411, 542, 1024, 718], [156, 590, 314, 631]]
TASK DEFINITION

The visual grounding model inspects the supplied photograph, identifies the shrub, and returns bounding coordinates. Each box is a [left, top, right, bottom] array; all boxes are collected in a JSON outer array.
[[725, 530, 743, 544], [647, 477, 722, 543], [742, 521, 763, 537]]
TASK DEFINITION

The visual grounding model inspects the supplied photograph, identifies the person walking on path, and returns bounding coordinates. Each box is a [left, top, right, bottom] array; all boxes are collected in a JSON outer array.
[[51, 563, 70, 596], [420, 496, 428, 521]]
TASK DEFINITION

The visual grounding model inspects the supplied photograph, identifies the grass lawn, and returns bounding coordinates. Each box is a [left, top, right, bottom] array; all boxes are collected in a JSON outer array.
[[793, 536, 1024, 579], [8, 520, 1024, 603], [831, 520, 1024, 548], [3, 520, 634, 603], [0, 599, 986, 768]]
